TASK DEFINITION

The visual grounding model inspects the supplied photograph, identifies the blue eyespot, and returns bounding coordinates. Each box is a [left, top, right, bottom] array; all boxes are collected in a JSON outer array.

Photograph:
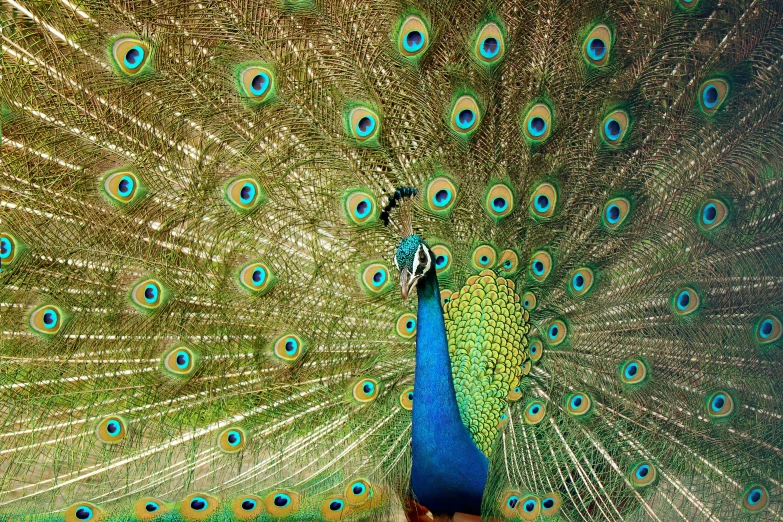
[[524, 499, 537, 512], [624, 363, 638, 379], [635, 464, 650, 480], [249, 72, 270, 96], [748, 487, 763, 505], [43, 310, 58, 328], [329, 499, 344, 511], [435, 254, 449, 269], [479, 255, 489, 265], [572, 273, 585, 291], [529, 404, 540, 415], [405, 319, 416, 333], [106, 419, 122, 437], [548, 324, 559, 340], [285, 338, 298, 354], [456, 109, 476, 130], [145, 502, 160, 512], [251, 267, 266, 287], [117, 176, 135, 197], [0, 237, 11, 259], [527, 116, 547, 137], [239, 182, 256, 204], [532, 260, 545, 275], [702, 203, 717, 224], [175, 350, 190, 369], [123, 46, 145, 69], [542, 497, 555, 509], [404, 31, 424, 52], [534, 194, 550, 212], [702, 85, 719, 108], [500, 413, 507, 420], [407, 391, 413, 401], [352, 482, 366, 495], [143, 283, 159, 303], [356, 115, 376, 137], [432, 189, 453, 208], [604, 118, 622, 140], [241, 499, 257, 510], [530, 344, 537, 354], [371, 269, 387, 287], [570, 395, 583, 409], [354, 198, 372, 219], [226, 430, 242, 446], [274, 494, 291, 507], [523, 299, 530, 307], [507, 495, 519, 508], [711, 394, 726, 412], [587, 38, 606, 60], [75, 506, 93, 520], [606, 204, 621, 223], [676, 291, 690, 310], [492, 197, 508, 212], [190, 497, 208, 511], [362, 382, 375, 395], [759, 319, 774, 339], [480, 37, 500, 59]]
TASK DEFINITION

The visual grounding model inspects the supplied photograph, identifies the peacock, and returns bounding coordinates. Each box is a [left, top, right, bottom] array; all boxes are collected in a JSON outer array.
[[2, 0, 783, 520]]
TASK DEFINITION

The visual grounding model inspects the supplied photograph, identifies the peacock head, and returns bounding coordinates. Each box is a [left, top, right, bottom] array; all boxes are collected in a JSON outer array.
[[394, 234, 433, 301]]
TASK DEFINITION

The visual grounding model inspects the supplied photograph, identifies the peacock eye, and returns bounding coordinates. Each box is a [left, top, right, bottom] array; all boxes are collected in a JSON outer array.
[[397, 15, 430, 59], [620, 358, 648, 386], [237, 64, 276, 104], [485, 183, 515, 220], [264, 491, 299, 516], [699, 79, 729, 114], [673, 287, 700, 315], [524, 400, 546, 425], [472, 244, 497, 270], [522, 103, 553, 143], [698, 198, 729, 231], [540, 493, 562, 515], [706, 390, 735, 420], [474, 22, 505, 65], [530, 182, 557, 219], [344, 479, 372, 505], [431, 245, 452, 274], [630, 461, 657, 487], [352, 379, 379, 403], [399, 386, 414, 410], [602, 196, 631, 229], [95, 415, 127, 444], [743, 485, 769, 512], [582, 24, 612, 66], [601, 109, 630, 146], [517, 494, 540, 520], [29, 304, 68, 337], [756, 314, 782, 343], [449, 94, 481, 137], [570, 267, 595, 296], [102, 169, 145, 206], [344, 190, 378, 226], [425, 176, 458, 215], [162, 345, 197, 377], [529, 250, 553, 281], [566, 392, 592, 416], [347, 106, 381, 143], [273, 333, 305, 363], [110, 37, 151, 77], [498, 249, 519, 275], [75, 506, 93, 520], [218, 427, 247, 453]]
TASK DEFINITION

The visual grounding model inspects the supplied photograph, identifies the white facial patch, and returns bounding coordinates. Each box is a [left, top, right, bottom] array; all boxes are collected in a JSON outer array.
[[412, 244, 431, 276]]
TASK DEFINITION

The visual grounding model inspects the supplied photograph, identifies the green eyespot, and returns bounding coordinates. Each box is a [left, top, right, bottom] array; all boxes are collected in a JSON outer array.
[[498, 249, 520, 275], [218, 426, 247, 453], [0, 232, 24, 269], [522, 103, 553, 143], [699, 79, 729, 115], [449, 94, 481, 138], [360, 262, 393, 296], [273, 333, 306, 363], [601, 109, 630, 146], [630, 461, 657, 487], [486, 183, 515, 221], [109, 36, 151, 77], [546, 319, 567, 346], [395, 313, 417, 340], [706, 390, 736, 420], [347, 105, 381, 144], [225, 176, 266, 213], [472, 244, 497, 271], [162, 345, 198, 378], [602, 197, 631, 229], [566, 392, 592, 416], [620, 358, 648, 386], [129, 278, 169, 313], [181, 493, 220, 520], [95, 415, 127, 444], [29, 304, 70, 337], [530, 182, 557, 219], [425, 175, 458, 216], [473, 21, 505, 66], [698, 198, 729, 231], [582, 24, 612, 66], [397, 14, 430, 61], [672, 287, 700, 315], [238, 261, 275, 295], [231, 494, 263, 519], [237, 63, 276, 105], [352, 379, 379, 403], [529, 250, 553, 282], [344, 190, 378, 226], [742, 484, 770, 512], [101, 168, 146, 207], [264, 490, 299, 517]]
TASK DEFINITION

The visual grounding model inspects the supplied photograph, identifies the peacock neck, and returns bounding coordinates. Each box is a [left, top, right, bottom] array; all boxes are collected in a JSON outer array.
[[410, 269, 488, 516]]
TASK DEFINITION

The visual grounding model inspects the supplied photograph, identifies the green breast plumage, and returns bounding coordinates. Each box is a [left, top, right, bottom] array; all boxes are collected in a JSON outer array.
[[443, 270, 530, 454]]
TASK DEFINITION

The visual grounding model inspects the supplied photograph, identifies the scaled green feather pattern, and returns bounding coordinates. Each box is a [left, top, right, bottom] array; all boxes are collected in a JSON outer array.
[[1, 0, 783, 519]]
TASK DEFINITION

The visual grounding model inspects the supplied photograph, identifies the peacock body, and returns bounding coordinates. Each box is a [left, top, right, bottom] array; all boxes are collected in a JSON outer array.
[[1, 0, 783, 520]]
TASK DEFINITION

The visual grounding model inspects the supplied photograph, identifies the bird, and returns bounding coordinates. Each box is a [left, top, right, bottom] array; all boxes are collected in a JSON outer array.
[[1, 0, 782, 520]]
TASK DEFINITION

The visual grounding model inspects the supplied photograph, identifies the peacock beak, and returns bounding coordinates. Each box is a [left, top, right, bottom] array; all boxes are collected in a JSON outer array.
[[399, 267, 421, 302]]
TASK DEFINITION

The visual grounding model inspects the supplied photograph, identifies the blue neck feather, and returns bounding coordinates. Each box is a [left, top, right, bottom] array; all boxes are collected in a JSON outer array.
[[410, 268, 488, 515]]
